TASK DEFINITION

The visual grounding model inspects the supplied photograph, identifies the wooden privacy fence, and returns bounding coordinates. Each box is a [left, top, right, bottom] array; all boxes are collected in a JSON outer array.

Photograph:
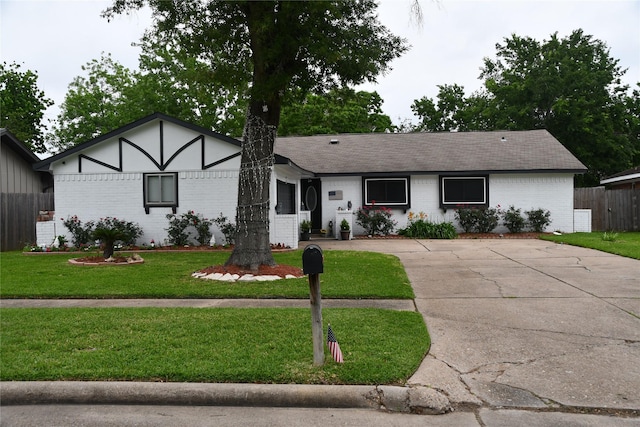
[[1, 193, 55, 251], [574, 187, 639, 232]]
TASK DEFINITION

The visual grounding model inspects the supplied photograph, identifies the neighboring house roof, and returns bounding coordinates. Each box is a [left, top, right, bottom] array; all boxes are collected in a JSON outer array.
[[1, 128, 41, 164], [600, 166, 640, 186], [34, 113, 242, 171], [274, 129, 587, 176]]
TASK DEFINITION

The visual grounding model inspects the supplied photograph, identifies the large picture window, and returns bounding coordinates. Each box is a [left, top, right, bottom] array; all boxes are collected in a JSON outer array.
[[144, 172, 178, 213], [440, 176, 487, 207], [363, 177, 409, 207]]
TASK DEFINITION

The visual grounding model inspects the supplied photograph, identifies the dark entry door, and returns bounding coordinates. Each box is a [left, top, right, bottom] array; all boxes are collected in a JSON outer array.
[[301, 178, 322, 232]]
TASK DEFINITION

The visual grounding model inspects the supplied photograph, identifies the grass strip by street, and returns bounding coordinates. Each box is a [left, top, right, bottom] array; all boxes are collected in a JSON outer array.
[[540, 231, 640, 260], [0, 250, 414, 299], [0, 307, 429, 385]]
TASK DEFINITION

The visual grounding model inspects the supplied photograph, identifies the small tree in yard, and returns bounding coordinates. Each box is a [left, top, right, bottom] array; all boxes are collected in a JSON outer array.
[[92, 217, 143, 258]]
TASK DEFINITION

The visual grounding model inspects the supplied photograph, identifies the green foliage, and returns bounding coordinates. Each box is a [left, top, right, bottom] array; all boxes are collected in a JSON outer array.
[[212, 212, 236, 245], [454, 206, 500, 233], [165, 211, 212, 246], [0, 62, 53, 153], [355, 205, 396, 236], [92, 217, 143, 246], [49, 53, 247, 152], [340, 219, 350, 231], [300, 220, 312, 232], [92, 217, 143, 258], [279, 88, 394, 135], [454, 207, 479, 233], [602, 232, 619, 242], [411, 30, 640, 186], [61, 215, 96, 247], [525, 208, 552, 232], [540, 232, 640, 260], [398, 212, 457, 239], [481, 30, 638, 185], [502, 205, 526, 233]]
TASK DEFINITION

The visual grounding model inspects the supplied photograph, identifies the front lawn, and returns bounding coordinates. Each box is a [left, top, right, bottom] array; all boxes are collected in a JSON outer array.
[[540, 231, 640, 260], [0, 307, 429, 385], [0, 250, 414, 299]]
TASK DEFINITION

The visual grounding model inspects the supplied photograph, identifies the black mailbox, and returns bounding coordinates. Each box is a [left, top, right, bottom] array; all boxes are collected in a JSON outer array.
[[302, 244, 324, 274]]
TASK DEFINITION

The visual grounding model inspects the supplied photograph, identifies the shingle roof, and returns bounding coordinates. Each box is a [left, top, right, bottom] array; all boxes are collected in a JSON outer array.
[[274, 129, 587, 176]]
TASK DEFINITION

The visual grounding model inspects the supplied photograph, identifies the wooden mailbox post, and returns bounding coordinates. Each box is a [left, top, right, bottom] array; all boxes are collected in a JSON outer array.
[[302, 244, 324, 366]]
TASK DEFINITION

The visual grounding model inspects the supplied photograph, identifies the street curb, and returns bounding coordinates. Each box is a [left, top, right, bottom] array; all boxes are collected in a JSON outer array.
[[0, 382, 451, 414]]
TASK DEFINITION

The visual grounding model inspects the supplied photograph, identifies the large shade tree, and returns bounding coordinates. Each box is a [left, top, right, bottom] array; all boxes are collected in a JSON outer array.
[[480, 30, 637, 186], [411, 30, 639, 186], [105, 0, 408, 269]]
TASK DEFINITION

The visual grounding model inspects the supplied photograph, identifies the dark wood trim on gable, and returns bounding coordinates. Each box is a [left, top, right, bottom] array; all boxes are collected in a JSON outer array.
[[76, 120, 240, 173]]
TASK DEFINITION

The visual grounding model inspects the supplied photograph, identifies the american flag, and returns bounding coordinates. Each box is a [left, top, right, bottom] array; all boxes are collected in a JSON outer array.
[[327, 324, 344, 363]]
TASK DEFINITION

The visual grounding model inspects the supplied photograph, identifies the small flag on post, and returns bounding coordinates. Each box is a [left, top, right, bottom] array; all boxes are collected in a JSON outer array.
[[327, 324, 344, 363]]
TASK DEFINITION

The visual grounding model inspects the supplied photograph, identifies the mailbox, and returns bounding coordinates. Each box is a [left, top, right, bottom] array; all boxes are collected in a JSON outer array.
[[302, 244, 324, 274]]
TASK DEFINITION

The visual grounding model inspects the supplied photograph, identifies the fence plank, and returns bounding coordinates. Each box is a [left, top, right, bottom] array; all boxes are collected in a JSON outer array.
[[0, 193, 54, 251], [574, 187, 639, 232]]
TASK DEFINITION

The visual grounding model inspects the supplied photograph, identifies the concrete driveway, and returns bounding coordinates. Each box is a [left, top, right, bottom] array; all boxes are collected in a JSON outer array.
[[313, 238, 640, 414]]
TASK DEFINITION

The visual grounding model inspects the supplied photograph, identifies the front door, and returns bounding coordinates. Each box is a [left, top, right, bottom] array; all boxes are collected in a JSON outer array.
[[301, 178, 322, 232]]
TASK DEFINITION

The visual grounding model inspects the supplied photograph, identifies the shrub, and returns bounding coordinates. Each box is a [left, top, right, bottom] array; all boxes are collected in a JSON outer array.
[[454, 207, 479, 233], [355, 204, 396, 236], [526, 208, 551, 232], [475, 207, 500, 233], [166, 211, 212, 246], [398, 212, 457, 239], [62, 215, 95, 247], [502, 205, 525, 233], [455, 206, 500, 233], [92, 217, 143, 258], [213, 212, 236, 245]]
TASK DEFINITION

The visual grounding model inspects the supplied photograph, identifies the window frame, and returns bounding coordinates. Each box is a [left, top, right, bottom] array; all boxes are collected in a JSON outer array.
[[143, 172, 178, 213], [362, 176, 410, 208], [439, 175, 488, 208]]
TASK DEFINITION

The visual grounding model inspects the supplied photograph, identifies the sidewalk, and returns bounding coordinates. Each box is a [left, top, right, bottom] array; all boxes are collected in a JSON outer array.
[[2, 238, 640, 424]]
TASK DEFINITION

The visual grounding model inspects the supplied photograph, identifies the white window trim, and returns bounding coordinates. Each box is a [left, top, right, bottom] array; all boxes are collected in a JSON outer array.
[[363, 177, 409, 207], [441, 176, 487, 206]]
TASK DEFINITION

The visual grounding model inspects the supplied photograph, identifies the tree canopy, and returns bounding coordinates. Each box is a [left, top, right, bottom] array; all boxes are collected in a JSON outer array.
[[0, 62, 53, 153], [411, 30, 639, 186], [279, 88, 394, 136]]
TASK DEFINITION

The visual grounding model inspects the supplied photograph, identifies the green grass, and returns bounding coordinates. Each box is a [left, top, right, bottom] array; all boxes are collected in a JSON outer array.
[[0, 307, 429, 384], [540, 231, 640, 259], [0, 250, 414, 299]]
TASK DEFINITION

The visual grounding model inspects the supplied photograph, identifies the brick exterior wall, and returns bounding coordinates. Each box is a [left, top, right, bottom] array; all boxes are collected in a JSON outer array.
[[319, 173, 577, 234]]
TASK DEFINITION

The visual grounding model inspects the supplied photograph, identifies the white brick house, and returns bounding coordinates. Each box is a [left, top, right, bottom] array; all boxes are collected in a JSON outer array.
[[35, 114, 586, 248]]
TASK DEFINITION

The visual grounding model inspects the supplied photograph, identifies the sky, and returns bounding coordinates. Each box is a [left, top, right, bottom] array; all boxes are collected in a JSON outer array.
[[2, 0, 639, 128]]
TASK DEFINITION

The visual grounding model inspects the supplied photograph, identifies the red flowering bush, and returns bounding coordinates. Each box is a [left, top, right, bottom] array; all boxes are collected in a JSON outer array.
[[166, 211, 212, 246], [355, 202, 397, 236]]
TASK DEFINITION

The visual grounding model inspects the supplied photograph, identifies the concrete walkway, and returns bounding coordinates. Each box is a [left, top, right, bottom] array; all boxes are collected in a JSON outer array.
[[2, 238, 640, 425]]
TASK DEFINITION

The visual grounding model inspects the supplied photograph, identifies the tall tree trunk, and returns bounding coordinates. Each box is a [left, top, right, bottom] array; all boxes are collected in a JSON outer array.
[[225, 105, 277, 270]]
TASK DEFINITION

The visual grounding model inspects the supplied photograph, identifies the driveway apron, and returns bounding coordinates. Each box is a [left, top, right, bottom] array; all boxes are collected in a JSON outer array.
[[313, 239, 640, 412]]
